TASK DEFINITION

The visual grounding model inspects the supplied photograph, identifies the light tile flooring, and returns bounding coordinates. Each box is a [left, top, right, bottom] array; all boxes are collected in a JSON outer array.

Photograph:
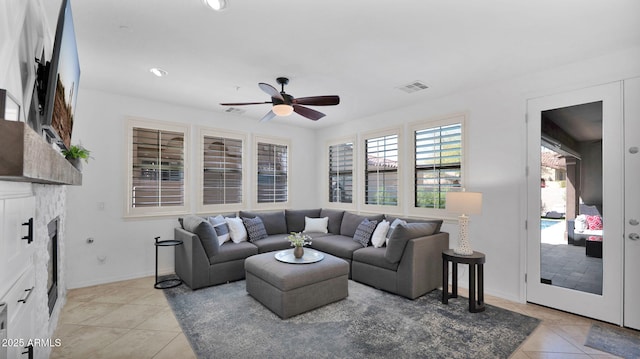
[[51, 277, 632, 358]]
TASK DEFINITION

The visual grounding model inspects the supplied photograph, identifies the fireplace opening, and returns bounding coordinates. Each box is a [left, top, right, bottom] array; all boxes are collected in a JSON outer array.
[[47, 217, 59, 315]]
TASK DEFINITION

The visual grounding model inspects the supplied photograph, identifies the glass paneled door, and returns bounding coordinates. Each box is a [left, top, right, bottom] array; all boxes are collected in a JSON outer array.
[[526, 82, 623, 324]]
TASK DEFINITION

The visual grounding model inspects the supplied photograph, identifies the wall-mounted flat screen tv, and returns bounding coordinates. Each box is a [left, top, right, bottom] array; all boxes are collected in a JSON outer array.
[[42, 0, 80, 150]]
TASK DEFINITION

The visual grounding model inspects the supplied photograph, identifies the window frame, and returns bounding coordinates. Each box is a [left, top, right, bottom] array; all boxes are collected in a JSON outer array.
[[325, 137, 357, 210], [196, 127, 247, 214], [253, 135, 290, 210], [361, 127, 402, 214], [125, 117, 190, 218], [409, 112, 467, 218]]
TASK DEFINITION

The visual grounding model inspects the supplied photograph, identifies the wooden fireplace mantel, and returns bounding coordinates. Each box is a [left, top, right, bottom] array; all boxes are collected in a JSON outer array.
[[0, 120, 82, 185]]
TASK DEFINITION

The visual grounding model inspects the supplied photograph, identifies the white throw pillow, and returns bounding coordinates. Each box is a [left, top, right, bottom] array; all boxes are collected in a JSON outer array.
[[225, 217, 248, 243], [371, 220, 390, 248], [574, 214, 588, 232], [303, 216, 329, 233], [386, 218, 407, 246]]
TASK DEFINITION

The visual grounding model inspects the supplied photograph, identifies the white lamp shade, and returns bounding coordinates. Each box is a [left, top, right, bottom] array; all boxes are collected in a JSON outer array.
[[272, 104, 294, 116], [446, 191, 482, 215]]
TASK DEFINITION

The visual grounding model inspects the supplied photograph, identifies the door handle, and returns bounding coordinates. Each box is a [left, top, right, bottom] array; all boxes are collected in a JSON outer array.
[[630, 219, 639, 226], [630, 233, 640, 241]]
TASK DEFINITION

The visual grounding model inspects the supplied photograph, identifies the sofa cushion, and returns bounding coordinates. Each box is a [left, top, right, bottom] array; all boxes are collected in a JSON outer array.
[[182, 215, 220, 258], [240, 210, 287, 235], [310, 234, 363, 259], [320, 209, 345, 234], [303, 216, 329, 233], [251, 234, 292, 253], [385, 222, 439, 263], [242, 217, 269, 242], [352, 219, 378, 247], [371, 220, 390, 248], [208, 215, 231, 245], [352, 246, 399, 271], [384, 215, 443, 233], [225, 217, 248, 243], [285, 209, 322, 233], [340, 212, 385, 237], [209, 241, 258, 264]]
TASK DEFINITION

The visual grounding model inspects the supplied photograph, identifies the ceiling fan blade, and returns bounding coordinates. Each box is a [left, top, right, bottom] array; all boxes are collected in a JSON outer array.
[[220, 101, 272, 106], [259, 110, 277, 123], [258, 83, 284, 101], [293, 96, 340, 106], [293, 105, 325, 121]]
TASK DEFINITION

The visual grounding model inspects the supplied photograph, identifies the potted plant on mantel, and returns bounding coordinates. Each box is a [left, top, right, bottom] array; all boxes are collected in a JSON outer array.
[[61, 144, 92, 171]]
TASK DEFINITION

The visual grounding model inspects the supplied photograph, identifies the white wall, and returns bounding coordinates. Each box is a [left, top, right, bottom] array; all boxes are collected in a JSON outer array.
[[315, 46, 640, 302], [65, 88, 318, 288]]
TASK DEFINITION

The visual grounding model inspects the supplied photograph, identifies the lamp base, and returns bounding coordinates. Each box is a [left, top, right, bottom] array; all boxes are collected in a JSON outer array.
[[454, 214, 474, 255]]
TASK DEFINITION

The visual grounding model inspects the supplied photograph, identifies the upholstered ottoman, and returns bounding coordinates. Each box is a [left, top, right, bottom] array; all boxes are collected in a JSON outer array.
[[245, 250, 349, 319]]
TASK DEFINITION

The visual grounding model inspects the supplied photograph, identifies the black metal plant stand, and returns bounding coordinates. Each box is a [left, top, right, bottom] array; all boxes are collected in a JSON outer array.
[[154, 236, 183, 289]]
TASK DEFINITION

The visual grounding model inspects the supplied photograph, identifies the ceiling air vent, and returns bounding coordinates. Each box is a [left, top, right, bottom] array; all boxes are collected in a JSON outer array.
[[224, 107, 246, 115], [397, 80, 429, 94]]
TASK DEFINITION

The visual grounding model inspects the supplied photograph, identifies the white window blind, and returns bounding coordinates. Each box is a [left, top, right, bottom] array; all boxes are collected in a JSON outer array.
[[131, 127, 185, 208], [202, 135, 243, 205], [329, 142, 353, 203], [257, 142, 288, 203], [414, 123, 462, 209], [365, 134, 398, 206]]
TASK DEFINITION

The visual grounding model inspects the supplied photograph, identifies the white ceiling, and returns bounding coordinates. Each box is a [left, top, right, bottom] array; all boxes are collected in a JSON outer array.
[[45, 0, 640, 128]]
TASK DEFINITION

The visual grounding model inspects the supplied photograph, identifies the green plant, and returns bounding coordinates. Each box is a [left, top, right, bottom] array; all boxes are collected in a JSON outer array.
[[62, 145, 92, 163], [286, 232, 312, 247]]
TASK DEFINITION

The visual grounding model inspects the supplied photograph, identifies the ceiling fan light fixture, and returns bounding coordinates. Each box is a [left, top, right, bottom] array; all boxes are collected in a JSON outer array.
[[149, 67, 168, 77], [203, 0, 227, 11], [272, 104, 294, 116]]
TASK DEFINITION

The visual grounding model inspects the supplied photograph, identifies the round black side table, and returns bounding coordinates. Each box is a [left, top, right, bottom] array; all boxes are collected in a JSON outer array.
[[442, 249, 486, 313], [154, 236, 183, 289]]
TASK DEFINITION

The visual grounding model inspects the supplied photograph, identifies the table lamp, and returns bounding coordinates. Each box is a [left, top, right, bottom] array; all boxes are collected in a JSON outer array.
[[446, 190, 483, 255]]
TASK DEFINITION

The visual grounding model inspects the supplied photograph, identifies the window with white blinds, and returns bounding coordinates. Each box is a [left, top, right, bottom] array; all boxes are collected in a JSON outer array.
[[414, 122, 462, 209], [365, 133, 399, 206], [129, 123, 188, 215], [328, 142, 353, 203], [202, 135, 243, 205], [256, 140, 288, 204]]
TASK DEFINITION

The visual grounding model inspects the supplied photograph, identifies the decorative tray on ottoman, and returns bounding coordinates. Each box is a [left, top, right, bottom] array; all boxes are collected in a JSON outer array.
[[275, 248, 324, 264]]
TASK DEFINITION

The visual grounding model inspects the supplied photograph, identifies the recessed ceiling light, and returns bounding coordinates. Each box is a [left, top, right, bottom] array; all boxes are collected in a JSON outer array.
[[203, 0, 227, 11], [149, 68, 168, 77]]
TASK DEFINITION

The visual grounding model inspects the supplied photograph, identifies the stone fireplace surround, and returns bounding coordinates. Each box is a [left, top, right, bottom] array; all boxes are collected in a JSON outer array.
[[0, 182, 68, 358]]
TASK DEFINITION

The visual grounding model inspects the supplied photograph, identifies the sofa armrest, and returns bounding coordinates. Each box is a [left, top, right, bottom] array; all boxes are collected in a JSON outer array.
[[396, 232, 449, 299], [174, 227, 211, 289]]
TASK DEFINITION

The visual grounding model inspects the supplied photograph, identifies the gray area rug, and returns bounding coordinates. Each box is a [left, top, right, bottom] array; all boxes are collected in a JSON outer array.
[[585, 323, 640, 359], [163, 280, 540, 359]]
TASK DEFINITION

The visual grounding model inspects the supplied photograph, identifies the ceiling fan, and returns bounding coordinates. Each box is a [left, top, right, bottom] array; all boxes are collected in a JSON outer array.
[[220, 77, 340, 122]]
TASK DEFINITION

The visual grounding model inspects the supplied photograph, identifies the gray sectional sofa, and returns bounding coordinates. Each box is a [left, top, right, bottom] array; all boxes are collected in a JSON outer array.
[[174, 208, 449, 299]]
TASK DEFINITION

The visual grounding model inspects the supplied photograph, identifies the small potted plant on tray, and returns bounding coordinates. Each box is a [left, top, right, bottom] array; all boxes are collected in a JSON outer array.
[[286, 232, 312, 258]]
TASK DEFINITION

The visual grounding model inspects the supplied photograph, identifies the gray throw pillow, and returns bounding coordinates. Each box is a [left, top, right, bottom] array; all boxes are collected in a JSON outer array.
[[239, 210, 287, 235], [208, 215, 231, 245], [385, 222, 438, 263], [352, 219, 378, 247], [182, 215, 219, 257], [242, 217, 268, 242]]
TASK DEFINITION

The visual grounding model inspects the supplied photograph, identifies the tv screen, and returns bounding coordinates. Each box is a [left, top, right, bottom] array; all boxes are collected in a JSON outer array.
[[42, 0, 80, 150]]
